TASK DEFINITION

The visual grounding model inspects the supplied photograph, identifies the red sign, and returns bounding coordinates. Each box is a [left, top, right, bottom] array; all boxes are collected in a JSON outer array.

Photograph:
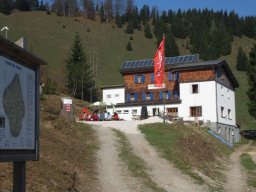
[[66, 104, 71, 112]]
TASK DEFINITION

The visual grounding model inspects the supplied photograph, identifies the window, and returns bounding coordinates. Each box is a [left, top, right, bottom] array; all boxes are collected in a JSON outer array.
[[221, 107, 225, 117], [228, 109, 231, 119], [167, 108, 178, 117], [127, 93, 138, 102], [106, 94, 111, 98], [192, 84, 198, 94], [168, 72, 177, 81], [134, 74, 145, 83], [116, 110, 122, 114], [164, 91, 170, 99], [115, 94, 119, 98], [190, 106, 202, 117], [130, 93, 135, 101], [146, 92, 152, 101], [123, 110, 129, 114], [217, 127, 221, 134], [132, 109, 137, 115]]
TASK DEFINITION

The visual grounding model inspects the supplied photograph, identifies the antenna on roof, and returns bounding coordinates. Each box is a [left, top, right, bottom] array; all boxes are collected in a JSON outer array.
[[1, 26, 9, 39]]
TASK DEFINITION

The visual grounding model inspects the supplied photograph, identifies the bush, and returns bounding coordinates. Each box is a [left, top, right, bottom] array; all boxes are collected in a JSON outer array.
[[126, 41, 133, 51]]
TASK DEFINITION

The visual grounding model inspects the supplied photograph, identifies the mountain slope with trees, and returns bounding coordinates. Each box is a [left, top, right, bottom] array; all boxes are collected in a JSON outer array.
[[0, 10, 255, 128]]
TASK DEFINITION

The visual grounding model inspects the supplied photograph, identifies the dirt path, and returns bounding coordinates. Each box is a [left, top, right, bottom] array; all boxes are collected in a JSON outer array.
[[92, 125, 148, 192], [86, 119, 207, 192], [224, 142, 252, 192]]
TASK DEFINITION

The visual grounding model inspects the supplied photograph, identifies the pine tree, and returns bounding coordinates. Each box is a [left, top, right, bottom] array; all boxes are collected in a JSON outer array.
[[236, 46, 249, 71], [66, 33, 93, 100], [126, 41, 132, 51], [125, 21, 134, 34], [144, 23, 152, 39], [165, 29, 179, 57], [0, 0, 11, 14], [247, 44, 256, 118]]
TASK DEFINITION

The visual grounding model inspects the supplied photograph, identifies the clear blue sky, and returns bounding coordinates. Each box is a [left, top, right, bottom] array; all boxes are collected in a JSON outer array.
[[136, 0, 256, 17]]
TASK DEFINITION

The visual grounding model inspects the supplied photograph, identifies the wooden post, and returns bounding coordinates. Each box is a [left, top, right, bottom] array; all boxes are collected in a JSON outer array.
[[13, 161, 26, 192]]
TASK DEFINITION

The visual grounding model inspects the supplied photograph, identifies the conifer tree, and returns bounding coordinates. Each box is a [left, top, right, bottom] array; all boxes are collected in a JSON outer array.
[[165, 29, 179, 57], [0, 0, 11, 14], [125, 21, 134, 34], [247, 44, 256, 118], [144, 23, 152, 39], [126, 41, 132, 51], [66, 33, 93, 100], [236, 46, 249, 71]]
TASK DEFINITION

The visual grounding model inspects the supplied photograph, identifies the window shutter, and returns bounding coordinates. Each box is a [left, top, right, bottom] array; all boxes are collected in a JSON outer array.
[[168, 72, 171, 81], [142, 75, 145, 83], [134, 75, 138, 83], [168, 91, 171, 99], [142, 93, 146, 101], [159, 91, 163, 100], [150, 92, 153, 101], [135, 93, 138, 101], [176, 72, 179, 81], [127, 94, 130, 102], [174, 91, 179, 99], [151, 73, 154, 83]]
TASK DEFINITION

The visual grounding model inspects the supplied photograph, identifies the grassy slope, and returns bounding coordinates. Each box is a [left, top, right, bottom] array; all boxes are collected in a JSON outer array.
[[0, 11, 255, 128], [0, 96, 99, 191], [140, 123, 231, 191]]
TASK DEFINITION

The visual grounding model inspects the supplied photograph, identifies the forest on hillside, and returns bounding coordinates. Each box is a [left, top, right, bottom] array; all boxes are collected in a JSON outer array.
[[1, 0, 256, 61]]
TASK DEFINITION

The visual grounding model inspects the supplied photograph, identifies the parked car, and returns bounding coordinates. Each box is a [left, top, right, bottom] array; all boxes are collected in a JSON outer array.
[[239, 130, 256, 139]]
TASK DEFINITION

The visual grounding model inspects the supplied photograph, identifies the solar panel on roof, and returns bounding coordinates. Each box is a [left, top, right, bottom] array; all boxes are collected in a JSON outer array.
[[188, 55, 193, 62], [169, 57, 174, 64], [134, 61, 140, 67], [183, 56, 189, 63], [140, 60, 146, 67], [174, 56, 179, 63], [166, 57, 171, 64], [178, 56, 183, 63], [143, 60, 149, 67]]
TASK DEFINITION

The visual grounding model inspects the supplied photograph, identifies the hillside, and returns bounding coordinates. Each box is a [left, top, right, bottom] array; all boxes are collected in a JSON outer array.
[[0, 95, 99, 191], [0, 11, 255, 128]]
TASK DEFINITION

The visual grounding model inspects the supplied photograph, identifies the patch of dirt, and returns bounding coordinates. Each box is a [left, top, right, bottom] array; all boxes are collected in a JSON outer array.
[[178, 133, 216, 163]]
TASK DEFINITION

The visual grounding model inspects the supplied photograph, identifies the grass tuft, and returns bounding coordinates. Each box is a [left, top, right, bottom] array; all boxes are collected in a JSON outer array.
[[240, 153, 256, 188]]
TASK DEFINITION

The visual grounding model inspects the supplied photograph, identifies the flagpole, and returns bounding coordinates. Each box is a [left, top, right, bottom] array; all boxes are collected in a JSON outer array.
[[163, 33, 166, 123]]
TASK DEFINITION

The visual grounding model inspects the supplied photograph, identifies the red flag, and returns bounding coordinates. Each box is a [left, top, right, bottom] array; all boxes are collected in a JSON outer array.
[[154, 37, 165, 87]]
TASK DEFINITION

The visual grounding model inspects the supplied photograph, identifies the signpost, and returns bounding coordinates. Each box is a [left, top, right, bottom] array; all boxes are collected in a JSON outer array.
[[0, 37, 46, 191]]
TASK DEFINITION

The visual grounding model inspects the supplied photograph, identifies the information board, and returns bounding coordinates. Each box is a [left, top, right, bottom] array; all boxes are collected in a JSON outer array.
[[0, 55, 35, 150]]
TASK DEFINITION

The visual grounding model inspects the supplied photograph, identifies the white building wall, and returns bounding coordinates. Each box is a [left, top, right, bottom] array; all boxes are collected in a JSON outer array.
[[107, 104, 180, 121], [102, 87, 125, 105], [179, 81, 217, 123], [216, 83, 236, 126]]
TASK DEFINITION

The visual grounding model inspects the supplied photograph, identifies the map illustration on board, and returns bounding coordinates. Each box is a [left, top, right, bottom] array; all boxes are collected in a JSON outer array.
[[3, 74, 25, 137]]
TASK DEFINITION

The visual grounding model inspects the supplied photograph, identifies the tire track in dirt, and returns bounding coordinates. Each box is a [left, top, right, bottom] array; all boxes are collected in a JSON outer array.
[[93, 125, 150, 192], [224, 142, 252, 192]]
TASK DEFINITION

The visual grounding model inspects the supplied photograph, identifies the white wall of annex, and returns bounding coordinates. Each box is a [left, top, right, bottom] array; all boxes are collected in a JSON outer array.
[[179, 81, 217, 123], [216, 83, 236, 126], [102, 87, 125, 104], [107, 104, 180, 121]]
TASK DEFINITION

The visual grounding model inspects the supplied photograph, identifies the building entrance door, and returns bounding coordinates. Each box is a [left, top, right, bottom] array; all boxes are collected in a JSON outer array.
[[153, 108, 159, 116]]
